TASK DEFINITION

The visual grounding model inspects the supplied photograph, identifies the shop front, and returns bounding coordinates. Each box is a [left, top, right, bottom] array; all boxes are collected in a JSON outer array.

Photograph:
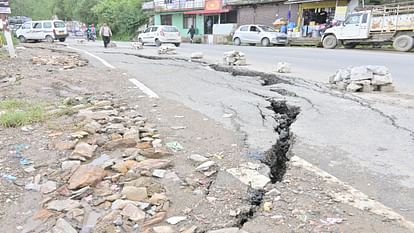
[[286, 0, 348, 37]]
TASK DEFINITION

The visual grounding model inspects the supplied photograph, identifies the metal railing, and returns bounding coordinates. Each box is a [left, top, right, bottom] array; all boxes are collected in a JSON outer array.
[[151, 0, 205, 12]]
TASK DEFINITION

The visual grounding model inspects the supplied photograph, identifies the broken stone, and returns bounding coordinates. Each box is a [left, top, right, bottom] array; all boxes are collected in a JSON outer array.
[[122, 186, 148, 201], [112, 160, 140, 173], [208, 228, 249, 233], [346, 82, 363, 92], [135, 159, 172, 170], [153, 226, 175, 233], [53, 218, 77, 233], [379, 84, 395, 92], [152, 169, 166, 178], [66, 208, 84, 223], [195, 161, 215, 172], [61, 160, 81, 170], [189, 154, 209, 163], [68, 165, 106, 189], [226, 167, 270, 189], [104, 138, 137, 150], [84, 121, 102, 134], [143, 212, 166, 227], [123, 127, 140, 141], [40, 181, 57, 194], [33, 209, 55, 221], [71, 130, 89, 139], [167, 216, 187, 225], [111, 200, 138, 210], [46, 199, 81, 212], [276, 62, 291, 73], [121, 203, 146, 222], [71, 142, 97, 160], [149, 193, 168, 205], [53, 141, 77, 151]]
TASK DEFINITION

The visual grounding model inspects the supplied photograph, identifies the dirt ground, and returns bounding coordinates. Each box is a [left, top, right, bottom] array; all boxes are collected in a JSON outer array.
[[0, 45, 413, 233]]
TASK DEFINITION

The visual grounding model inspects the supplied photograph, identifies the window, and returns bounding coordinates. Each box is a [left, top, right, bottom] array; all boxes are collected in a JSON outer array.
[[362, 14, 368, 24], [250, 26, 259, 32], [33, 22, 42, 29], [163, 26, 178, 32], [43, 22, 52, 29], [151, 27, 158, 32], [54, 21, 66, 28], [183, 15, 195, 29], [345, 14, 361, 25], [239, 26, 248, 31], [22, 23, 31, 29], [259, 25, 276, 32], [161, 15, 172, 25], [164, 0, 173, 4], [144, 27, 151, 33]]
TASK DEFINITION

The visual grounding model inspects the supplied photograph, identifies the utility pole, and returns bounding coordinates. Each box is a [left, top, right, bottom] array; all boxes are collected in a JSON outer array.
[[0, 0, 16, 58]]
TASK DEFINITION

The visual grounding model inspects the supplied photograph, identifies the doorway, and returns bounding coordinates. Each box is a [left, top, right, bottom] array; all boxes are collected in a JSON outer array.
[[204, 15, 219, 34]]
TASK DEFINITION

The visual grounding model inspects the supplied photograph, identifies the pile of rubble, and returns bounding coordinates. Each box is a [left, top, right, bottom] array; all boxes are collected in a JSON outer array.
[[158, 45, 177, 55], [223, 51, 246, 66], [329, 65, 394, 92], [19, 96, 194, 233], [31, 55, 88, 70]]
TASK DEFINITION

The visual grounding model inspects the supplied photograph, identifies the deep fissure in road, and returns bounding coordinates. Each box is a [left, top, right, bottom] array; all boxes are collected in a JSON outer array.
[[263, 100, 300, 182]]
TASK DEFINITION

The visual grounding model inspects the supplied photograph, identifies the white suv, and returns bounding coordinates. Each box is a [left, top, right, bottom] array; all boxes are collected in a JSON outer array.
[[138, 25, 181, 47], [16, 20, 68, 43]]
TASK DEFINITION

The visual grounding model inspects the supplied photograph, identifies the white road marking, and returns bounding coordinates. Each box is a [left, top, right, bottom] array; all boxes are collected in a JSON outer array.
[[128, 78, 159, 99], [67, 46, 116, 69], [291, 156, 414, 230]]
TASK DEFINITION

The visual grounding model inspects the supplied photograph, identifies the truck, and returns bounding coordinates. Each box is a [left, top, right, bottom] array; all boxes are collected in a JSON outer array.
[[322, 1, 414, 52]]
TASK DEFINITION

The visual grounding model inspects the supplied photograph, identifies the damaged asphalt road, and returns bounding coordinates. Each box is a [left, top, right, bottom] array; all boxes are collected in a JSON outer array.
[[2, 42, 407, 232], [80, 47, 414, 223]]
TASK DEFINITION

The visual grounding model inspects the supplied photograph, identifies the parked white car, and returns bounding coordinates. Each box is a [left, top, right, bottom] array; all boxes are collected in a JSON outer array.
[[16, 20, 68, 43], [138, 25, 181, 47], [233, 25, 288, 46]]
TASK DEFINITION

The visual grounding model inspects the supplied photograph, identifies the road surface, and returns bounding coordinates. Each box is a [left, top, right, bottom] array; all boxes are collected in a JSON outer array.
[[75, 40, 414, 92], [66, 40, 414, 223]]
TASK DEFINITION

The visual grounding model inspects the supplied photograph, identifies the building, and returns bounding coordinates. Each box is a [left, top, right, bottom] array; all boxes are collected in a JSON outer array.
[[143, 0, 359, 40], [143, 0, 237, 40]]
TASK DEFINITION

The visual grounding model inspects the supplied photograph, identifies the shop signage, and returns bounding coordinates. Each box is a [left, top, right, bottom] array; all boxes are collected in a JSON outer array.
[[0, 0, 10, 14], [205, 0, 222, 11]]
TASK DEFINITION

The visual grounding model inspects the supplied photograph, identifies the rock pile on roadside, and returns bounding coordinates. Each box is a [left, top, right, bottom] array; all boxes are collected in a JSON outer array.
[[22, 96, 180, 232], [223, 51, 246, 66], [329, 65, 394, 92], [158, 45, 177, 55], [31, 55, 88, 70]]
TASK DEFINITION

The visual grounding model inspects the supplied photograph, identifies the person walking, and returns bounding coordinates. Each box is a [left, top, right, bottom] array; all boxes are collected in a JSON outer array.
[[187, 25, 196, 43], [99, 23, 112, 48]]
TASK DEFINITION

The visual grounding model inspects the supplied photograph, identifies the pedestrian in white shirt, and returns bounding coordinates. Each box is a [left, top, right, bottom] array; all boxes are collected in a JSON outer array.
[[99, 23, 112, 48]]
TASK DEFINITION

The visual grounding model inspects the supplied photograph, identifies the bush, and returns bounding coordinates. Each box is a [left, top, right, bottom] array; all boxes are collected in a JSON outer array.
[[0, 99, 45, 128]]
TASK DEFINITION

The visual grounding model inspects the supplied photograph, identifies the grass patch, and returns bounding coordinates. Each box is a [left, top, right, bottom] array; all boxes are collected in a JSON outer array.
[[0, 99, 45, 128]]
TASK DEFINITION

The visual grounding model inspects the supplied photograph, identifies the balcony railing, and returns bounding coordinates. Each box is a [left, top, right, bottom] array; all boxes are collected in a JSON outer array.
[[225, 0, 285, 5], [153, 0, 205, 12]]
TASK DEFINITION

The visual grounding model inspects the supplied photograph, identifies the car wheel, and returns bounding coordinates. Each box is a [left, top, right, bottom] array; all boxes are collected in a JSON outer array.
[[322, 35, 338, 49], [139, 38, 144, 45], [234, 37, 241, 46], [19, 36, 27, 43], [46, 35, 54, 43], [155, 39, 161, 47], [261, 38, 270, 47], [59, 38, 66, 42], [174, 43, 180, 47]]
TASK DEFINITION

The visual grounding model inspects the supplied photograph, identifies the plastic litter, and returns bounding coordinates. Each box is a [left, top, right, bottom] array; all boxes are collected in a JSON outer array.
[[2, 174, 17, 181], [165, 141, 184, 152]]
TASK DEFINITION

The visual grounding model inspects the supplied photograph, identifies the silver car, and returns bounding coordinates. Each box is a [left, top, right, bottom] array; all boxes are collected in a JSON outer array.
[[233, 25, 288, 47]]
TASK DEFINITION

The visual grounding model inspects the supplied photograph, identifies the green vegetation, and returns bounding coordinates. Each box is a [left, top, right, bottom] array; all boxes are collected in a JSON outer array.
[[0, 99, 45, 128], [10, 0, 148, 39]]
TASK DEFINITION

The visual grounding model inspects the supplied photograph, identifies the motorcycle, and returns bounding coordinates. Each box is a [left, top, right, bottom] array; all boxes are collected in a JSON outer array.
[[87, 32, 96, 42]]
